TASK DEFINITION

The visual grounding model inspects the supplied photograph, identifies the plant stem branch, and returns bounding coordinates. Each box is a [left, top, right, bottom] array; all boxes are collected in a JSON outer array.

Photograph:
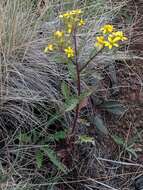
[[79, 47, 104, 72], [71, 30, 81, 135]]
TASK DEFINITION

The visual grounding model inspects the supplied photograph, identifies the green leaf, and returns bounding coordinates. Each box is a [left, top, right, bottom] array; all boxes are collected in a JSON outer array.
[[53, 131, 66, 141], [112, 136, 138, 158], [36, 150, 44, 169], [112, 135, 125, 146], [79, 90, 92, 101], [48, 131, 66, 142], [53, 54, 66, 64], [42, 147, 67, 173], [47, 113, 61, 127], [67, 62, 76, 80], [78, 135, 95, 145], [61, 81, 70, 99], [126, 146, 138, 158], [64, 97, 79, 112], [100, 101, 126, 115], [0, 174, 8, 183], [93, 115, 108, 135], [89, 48, 98, 60], [18, 133, 31, 143]]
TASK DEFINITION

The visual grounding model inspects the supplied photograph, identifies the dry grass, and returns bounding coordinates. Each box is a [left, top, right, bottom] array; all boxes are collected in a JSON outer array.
[[0, 0, 64, 130]]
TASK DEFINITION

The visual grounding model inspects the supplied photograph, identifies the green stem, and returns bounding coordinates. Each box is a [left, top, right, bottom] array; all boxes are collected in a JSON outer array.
[[71, 30, 81, 135], [79, 47, 104, 72]]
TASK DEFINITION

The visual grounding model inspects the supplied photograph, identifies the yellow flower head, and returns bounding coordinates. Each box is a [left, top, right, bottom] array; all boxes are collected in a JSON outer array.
[[95, 36, 106, 48], [44, 44, 54, 53], [67, 23, 73, 34], [104, 35, 120, 49], [59, 9, 82, 19], [101, 24, 114, 34], [59, 9, 84, 34], [113, 31, 128, 41], [54, 31, 64, 38], [64, 46, 74, 58], [78, 19, 85, 27]]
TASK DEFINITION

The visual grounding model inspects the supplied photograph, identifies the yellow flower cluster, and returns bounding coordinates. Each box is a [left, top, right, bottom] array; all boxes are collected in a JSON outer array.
[[54, 31, 64, 38], [44, 15, 127, 58], [59, 9, 85, 34], [101, 24, 114, 34], [44, 9, 86, 58], [64, 46, 74, 58], [96, 24, 128, 49]]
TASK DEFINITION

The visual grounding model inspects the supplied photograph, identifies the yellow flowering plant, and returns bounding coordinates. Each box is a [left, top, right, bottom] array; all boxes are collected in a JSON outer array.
[[96, 24, 128, 49], [44, 10, 128, 137]]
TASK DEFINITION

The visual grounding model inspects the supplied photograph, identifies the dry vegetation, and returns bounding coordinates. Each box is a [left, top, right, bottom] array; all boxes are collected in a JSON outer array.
[[0, 0, 142, 190]]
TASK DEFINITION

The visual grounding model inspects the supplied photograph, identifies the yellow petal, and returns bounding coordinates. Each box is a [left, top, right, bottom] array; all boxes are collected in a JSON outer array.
[[113, 43, 119, 47], [104, 41, 110, 46], [79, 19, 85, 26], [122, 36, 128, 41], [113, 37, 121, 42], [109, 44, 113, 49]]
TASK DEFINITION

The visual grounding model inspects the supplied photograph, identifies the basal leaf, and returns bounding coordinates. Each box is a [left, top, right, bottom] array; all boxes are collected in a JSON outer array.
[[112, 135, 125, 146], [36, 150, 44, 169], [61, 81, 70, 99], [79, 90, 92, 101], [126, 147, 138, 159], [100, 101, 126, 115], [18, 133, 31, 144], [48, 131, 66, 142], [47, 113, 61, 127], [67, 62, 76, 80], [42, 147, 67, 173], [93, 115, 108, 135], [54, 131, 66, 141], [64, 97, 79, 112]]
